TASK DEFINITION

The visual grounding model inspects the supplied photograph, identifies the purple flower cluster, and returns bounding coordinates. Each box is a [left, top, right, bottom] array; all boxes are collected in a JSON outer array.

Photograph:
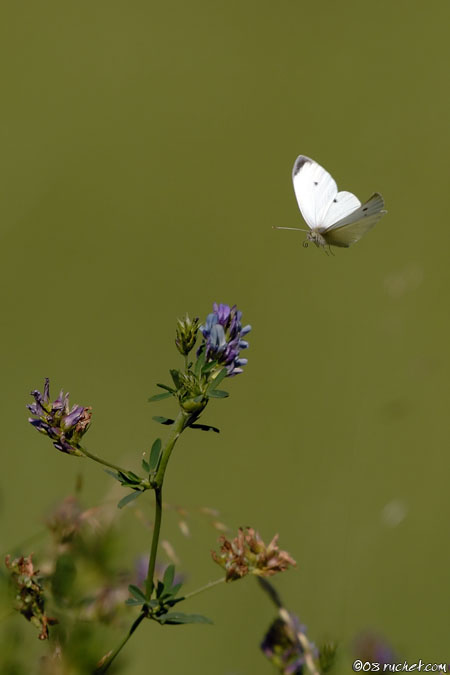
[[261, 613, 308, 674], [199, 303, 251, 376], [27, 378, 91, 455]]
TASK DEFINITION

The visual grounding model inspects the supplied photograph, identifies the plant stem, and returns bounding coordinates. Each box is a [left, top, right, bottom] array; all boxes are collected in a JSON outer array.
[[94, 611, 146, 674], [145, 411, 190, 598], [181, 577, 225, 601], [145, 486, 163, 599], [97, 410, 193, 669], [78, 444, 133, 475], [154, 411, 190, 488]]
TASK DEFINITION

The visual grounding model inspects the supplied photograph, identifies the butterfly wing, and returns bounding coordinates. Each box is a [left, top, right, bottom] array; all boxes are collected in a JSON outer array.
[[323, 193, 386, 248], [292, 156, 337, 229], [292, 155, 361, 230]]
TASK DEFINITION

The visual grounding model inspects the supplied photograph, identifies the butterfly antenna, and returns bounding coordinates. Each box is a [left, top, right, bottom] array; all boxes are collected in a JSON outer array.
[[273, 226, 309, 232]]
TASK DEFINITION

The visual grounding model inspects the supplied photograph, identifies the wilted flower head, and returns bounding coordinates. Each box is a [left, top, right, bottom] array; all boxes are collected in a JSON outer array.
[[46, 496, 84, 544], [175, 313, 200, 356], [211, 527, 296, 581], [27, 378, 91, 455], [199, 303, 250, 376], [5, 554, 57, 640], [261, 613, 306, 675]]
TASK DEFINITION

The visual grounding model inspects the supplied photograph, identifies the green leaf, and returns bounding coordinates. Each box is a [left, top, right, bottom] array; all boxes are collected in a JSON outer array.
[[117, 491, 143, 509], [125, 597, 144, 606], [153, 416, 175, 426], [149, 438, 162, 471], [169, 369, 183, 389], [148, 392, 173, 402], [128, 584, 147, 603], [194, 348, 206, 377], [208, 389, 229, 399], [170, 582, 183, 597], [160, 612, 213, 625], [208, 367, 228, 390], [201, 361, 216, 373], [163, 564, 175, 589], [104, 469, 120, 482], [125, 470, 141, 481], [190, 423, 220, 433], [156, 580, 165, 598], [157, 383, 175, 392], [142, 458, 150, 473]]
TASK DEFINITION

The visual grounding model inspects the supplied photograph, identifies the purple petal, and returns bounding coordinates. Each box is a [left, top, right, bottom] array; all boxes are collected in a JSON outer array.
[[63, 405, 84, 429]]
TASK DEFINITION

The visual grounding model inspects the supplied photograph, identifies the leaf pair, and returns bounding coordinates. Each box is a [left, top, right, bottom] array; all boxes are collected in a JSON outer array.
[[126, 565, 212, 626]]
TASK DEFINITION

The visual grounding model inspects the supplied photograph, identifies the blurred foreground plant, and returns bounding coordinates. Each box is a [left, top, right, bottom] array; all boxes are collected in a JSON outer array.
[[4, 302, 333, 674]]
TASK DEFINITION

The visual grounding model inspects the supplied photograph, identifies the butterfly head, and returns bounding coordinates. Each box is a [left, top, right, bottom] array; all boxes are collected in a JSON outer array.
[[305, 230, 327, 249]]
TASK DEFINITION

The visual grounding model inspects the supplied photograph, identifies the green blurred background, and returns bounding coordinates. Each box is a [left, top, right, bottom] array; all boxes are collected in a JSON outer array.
[[1, 0, 450, 671]]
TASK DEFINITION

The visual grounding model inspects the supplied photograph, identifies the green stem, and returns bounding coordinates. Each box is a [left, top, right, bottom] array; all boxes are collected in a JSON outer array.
[[181, 577, 225, 601], [78, 444, 134, 476], [145, 486, 163, 599], [145, 411, 190, 598], [96, 410, 194, 670], [94, 611, 146, 673], [154, 411, 190, 488]]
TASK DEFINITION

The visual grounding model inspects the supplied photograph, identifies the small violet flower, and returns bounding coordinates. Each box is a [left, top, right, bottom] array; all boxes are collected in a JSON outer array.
[[199, 303, 251, 376], [27, 378, 92, 455]]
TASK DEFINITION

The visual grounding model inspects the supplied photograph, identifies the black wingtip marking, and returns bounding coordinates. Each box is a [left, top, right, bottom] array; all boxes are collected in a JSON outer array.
[[333, 198, 337, 202], [314, 181, 318, 186], [293, 156, 311, 177]]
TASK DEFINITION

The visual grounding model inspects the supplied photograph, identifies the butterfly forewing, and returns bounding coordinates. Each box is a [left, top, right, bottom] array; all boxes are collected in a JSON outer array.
[[292, 156, 337, 229], [292, 155, 363, 232]]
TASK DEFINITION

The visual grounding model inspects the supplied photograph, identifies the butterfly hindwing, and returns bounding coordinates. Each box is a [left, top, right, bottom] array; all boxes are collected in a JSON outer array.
[[323, 193, 386, 248]]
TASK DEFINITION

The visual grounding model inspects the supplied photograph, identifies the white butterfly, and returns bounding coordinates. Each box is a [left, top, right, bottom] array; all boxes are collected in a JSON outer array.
[[276, 155, 387, 249]]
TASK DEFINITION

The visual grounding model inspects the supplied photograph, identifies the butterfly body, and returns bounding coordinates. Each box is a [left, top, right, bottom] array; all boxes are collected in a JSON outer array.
[[277, 155, 387, 249]]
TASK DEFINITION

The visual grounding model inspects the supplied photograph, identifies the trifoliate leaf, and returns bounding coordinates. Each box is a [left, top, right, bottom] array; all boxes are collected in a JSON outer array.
[[189, 423, 220, 433], [117, 491, 143, 509], [160, 612, 213, 625], [163, 564, 175, 589], [157, 383, 175, 392], [149, 438, 162, 471], [208, 389, 229, 399], [208, 367, 228, 390], [148, 392, 173, 402], [128, 585, 147, 603], [152, 416, 174, 426]]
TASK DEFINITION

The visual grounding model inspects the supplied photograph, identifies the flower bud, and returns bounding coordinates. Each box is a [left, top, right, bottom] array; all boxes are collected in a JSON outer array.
[[175, 314, 200, 356]]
